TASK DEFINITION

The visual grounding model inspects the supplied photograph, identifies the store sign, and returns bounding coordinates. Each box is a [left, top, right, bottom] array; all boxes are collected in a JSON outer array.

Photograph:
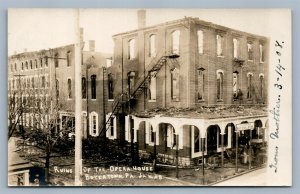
[[236, 122, 254, 131]]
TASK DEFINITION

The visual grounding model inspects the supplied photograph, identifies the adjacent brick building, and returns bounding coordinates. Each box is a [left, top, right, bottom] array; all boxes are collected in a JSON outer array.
[[8, 40, 112, 139]]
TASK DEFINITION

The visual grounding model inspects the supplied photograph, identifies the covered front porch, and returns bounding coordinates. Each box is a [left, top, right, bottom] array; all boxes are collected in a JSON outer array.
[[127, 113, 268, 169]]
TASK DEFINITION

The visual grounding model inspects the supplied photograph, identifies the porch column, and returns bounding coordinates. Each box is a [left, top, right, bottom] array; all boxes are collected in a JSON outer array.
[[201, 137, 205, 184], [261, 127, 265, 147], [249, 128, 252, 170], [235, 130, 239, 174], [173, 125, 182, 179], [130, 115, 134, 166], [176, 134, 179, 178], [24, 171, 30, 186], [220, 132, 225, 169], [198, 125, 207, 184], [152, 124, 159, 172]]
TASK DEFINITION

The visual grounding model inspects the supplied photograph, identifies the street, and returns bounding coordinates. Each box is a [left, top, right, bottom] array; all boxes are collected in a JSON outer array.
[[213, 168, 267, 186]]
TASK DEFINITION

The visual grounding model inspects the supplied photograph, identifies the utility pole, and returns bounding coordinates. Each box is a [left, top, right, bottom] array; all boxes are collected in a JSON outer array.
[[74, 8, 83, 186], [103, 66, 106, 139]]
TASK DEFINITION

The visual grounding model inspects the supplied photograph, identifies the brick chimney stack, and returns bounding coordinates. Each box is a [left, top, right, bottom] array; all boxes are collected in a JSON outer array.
[[137, 10, 146, 29]]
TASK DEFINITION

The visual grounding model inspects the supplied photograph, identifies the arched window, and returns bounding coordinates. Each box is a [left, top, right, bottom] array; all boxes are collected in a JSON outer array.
[[106, 113, 117, 139], [67, 51, 71, 66], [21, 62, 24, 70], [82, 77, 86, 99], [197, 68, 205, 100], [247, 73, 253, 99], [30, 60, 33, 69], [259, 74, 264, 98], [233, 72, 239, 98], [35, 59, 38, 69], [127, 71, 135, 95], [68, 78, 72, 99], [171, 30, 180, 55], [217, 70, 224, 100], [217, 34, 224, 56], [149, 71, 157, 100], [45, 56, 48, 67], [247, 42, 253, 60], [89, 112, 99, 137], [55, 79, 59, 98], [149, 34, 156, 57], [41, 76, 45, 88], [171, 68, 180, 100], [25, 61, 28, 70], [259, 43, 264, 63], [40, 58, 43, 68], [55, 53, 59, 68], [31, 77, 34, 88], [233, 38, 239, 58], [197, 30, 203, 54], [91, 75, 96, 99], [27, 78, 30, 89], [14, 63, 17, 71], [128, 39, 135, 60], [108, 73, 114, 99]]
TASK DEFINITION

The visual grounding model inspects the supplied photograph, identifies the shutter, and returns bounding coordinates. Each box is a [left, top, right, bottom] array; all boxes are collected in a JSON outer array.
[[145, 122, 149, 144], [113, 115, 117, 139], [125, 116, 129, 141], [106, 114, 109, 138]]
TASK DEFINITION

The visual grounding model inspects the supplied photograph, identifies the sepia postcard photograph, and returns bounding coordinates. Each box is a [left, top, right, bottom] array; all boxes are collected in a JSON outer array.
[[7, 8, 292, 186]]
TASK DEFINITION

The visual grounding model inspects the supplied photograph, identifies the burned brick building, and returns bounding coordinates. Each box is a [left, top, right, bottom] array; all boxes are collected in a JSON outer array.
[[104, 10, 269, 166]]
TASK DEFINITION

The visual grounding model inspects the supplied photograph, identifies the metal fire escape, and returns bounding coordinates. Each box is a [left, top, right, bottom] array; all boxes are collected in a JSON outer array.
[[99, 53, 180, 136]]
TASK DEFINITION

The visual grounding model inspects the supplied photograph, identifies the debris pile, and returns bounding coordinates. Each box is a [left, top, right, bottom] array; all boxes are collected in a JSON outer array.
[[134, 105, 268, 119]]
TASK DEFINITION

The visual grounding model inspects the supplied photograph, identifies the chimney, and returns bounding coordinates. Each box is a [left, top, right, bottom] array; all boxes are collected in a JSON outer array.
[[89, 40, 95, 52], [80, 28, 84, 43], [23, 48, 27, 52], [137, 10, 146, 29]]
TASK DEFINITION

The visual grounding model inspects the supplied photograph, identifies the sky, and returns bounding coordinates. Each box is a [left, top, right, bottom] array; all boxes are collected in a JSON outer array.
[[8, 8, 277, 55]]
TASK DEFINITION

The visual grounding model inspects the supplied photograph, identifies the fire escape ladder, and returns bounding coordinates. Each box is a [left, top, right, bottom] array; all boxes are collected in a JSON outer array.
[[130, 55, 168, 99], [99, 93, 126, 136]]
